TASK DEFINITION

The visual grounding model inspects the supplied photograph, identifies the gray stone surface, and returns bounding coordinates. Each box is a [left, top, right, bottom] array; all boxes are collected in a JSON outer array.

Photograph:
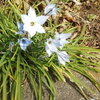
[[22, 71, 100, 100]]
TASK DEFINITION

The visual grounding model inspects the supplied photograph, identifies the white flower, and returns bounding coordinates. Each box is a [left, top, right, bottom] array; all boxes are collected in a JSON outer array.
[[18, 38, 32, 50], [16, 22, 25, 34], [45, 38, 60, 57], [56, 51, 70, 65], [55, 32, 71, 49], [21, 7, 48, 37], [44, 2, 58, 15]]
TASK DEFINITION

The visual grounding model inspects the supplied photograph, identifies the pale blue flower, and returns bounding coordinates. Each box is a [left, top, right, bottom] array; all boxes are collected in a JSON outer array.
[[21, 7, 48, 37], [56, 51, 70, 65], [55, 32, 71, 49], [16, 22, 25, 34], [44, 2, 58, 15], [9, 42, 14, 52], [18, 38, 32, 50], [45, 38, 60, 57]]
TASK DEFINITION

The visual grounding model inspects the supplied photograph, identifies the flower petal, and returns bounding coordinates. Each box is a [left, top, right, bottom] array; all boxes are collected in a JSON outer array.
[[23, 23, 31, 31], [60, 40, 69, 45], [57, 55, 66, 65], [47, 8, 58, 15], [55, 32, 59, 39], [21, 14, 30, 23], [51, 8, 58, 15], [20, 46, 27, 51], [44, 4, 56, 14], [35, 16, 49, 25], [60, 33, 72, 39], [48, 43, 57, 52], [45, 39, 58, 52], [9, 42, 14, 52], [56, 51, 70, 65], [16, 22, 25, 34], [35, 24, 45, 33], [53, 40, 62, 47], [28, 29, 37, 37], [45, 46, 52, 57], [28, 7, 36, 21], [18, 38, 32, 50], [17, 22, 21, 30], [16, 31, 25, 35]]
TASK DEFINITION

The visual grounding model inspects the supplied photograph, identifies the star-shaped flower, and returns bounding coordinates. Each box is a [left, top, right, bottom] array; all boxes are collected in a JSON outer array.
[[44, 2, 58, 15], [45, 38, 60, 57], [56, 51, 70, 65], [18, 38, 32, 50], [16, 22, 25, 34], [21, 7, 48, 37], [55, 32, 71, 49]]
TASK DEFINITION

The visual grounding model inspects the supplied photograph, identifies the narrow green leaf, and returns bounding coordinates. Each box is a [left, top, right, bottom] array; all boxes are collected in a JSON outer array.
[[73, 23, 86, 45], [0, 51, 9, 67], [0, 61, 7, 68], [38, 71, 42, 100], [15, 49, 22, 100], [3, 71, 7, 100], [27, 68, 39, 100]]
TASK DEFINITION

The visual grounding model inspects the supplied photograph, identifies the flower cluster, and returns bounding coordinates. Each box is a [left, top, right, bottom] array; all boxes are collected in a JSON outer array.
[[15, 2, 58, 51], [11, 1, 71, 65], [45, 32, 71, 65]]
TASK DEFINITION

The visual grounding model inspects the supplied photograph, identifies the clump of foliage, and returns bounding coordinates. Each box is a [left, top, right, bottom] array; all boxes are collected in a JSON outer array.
[[87, 14, 99, 21], [0, 0, 100, 100]]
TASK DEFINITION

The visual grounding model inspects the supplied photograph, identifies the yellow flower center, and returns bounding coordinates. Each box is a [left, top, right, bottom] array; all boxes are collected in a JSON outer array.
[[48, 41, 52, 44], [30, 22, 34, 26]]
